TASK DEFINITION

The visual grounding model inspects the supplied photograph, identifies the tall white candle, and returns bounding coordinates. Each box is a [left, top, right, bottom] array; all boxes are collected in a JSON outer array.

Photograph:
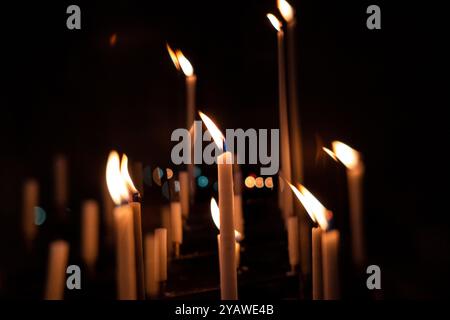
[[200, 112, 238, 300], [81, 200, 99, 271], [44, 240, 69, 300], [218, 151, 238, 299], [332, 141, 365, 267], [322, 230, 340, 300], [115, 204, 137, 300], [22, 179, 39, 247], [312, 227, 323, 300], [145, 233, 160, 299], [267, 14, 293, 224]]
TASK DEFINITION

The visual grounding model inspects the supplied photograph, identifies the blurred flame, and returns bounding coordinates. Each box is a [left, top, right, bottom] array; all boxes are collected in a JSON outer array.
[[210, 197, 241, 241], [298, 184, 329, 230], [106, 151, 129, 205], [166, 43, 180, 71], [110, 33, 117, 47], [120, 154, 138, 194], [287, 182, 316, 223], [323, 147, 338, 161], [267, 13, 282, 32], [176, 50, 194, 77], [199, 111, 225, 152], [277, 0, 295, 23], [245, 176, 256, 188], [332, 141, 361, 170]]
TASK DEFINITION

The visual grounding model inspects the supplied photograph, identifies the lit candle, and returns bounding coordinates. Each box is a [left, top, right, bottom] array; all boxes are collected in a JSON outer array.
[[200, 112, 238, 300], [155, 228, 167, 283], [170, 201, 183, 258], [289, 182, 340, 300], [179, 171, 190, 219], [102, 170, 115, 248], [167, 44, 197, 201], [121, 154, 145, 299], [267, 13, 294, 224], [211, 198, 241, 270], [106, 151, 137, 300], [44, 240, 69, 300], [330, 141, 365, 267], [144, 233, 160, 299], [277, 0, 310, 277], [81, 200, 99, 273], [22, 178, 39, 248]]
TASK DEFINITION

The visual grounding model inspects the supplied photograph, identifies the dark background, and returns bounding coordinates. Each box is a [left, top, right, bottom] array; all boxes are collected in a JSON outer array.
[[1, 0, 448, 299]]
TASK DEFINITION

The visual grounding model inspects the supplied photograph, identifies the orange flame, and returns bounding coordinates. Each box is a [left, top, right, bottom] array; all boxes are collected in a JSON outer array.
[[199, 111, 225, 152], [176, 50, 194, 77], [166, 43, 180, 71], [277, 0, 295, 23], [106, 151, 129, 205], [120, 154, 138, 194], [332, 141, 361, 170], [267, 13, 282, 32]]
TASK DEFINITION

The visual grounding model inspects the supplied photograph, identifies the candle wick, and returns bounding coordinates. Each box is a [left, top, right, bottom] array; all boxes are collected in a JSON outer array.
[[132, 192, 142, 203]]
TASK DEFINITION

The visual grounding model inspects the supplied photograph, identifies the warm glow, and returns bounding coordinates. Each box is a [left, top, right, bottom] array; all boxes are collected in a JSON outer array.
[[323, 147, 338, 161], [106, 151, 129, 205], [332, 141, 361, 170], [210, 197, 242, 241], [199, 111, 225, 152], [245, 176, 256, 188], [267, 13, 282, 32], [166, 43, 180, 71], [264, 177, 274, 189], [120, 154, 138, 194], [287, 182, 316, 223], [277, 0, 295, 23], [255, 177, 264, 188], [176, 50, 194, 77], [298, 184, 329, 230]]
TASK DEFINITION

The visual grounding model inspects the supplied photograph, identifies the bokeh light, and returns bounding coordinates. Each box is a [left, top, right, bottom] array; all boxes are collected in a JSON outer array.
[[245, 176, 256, 188], [255, 177, 264, 188], [197, 176, 209, 188], [264, 177, 274, 189], [34, 207, 47, 226], [166, 168, 174, 179], [153, 167, 164, 186]]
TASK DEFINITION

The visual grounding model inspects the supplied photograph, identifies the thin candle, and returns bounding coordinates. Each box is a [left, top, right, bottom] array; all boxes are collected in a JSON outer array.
[[289, 182, 340, 300], [211, 198, 241, 270], [121, 154, 145, 299], [200, 112, 238, 300], [44, 240, 69, 300], [267, 13, 294, 225], [331, 141, 365, 267], [106, 151, 137, 300]]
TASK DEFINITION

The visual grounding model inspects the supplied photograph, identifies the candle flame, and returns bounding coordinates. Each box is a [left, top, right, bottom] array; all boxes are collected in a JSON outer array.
[[120, 154, 138, 194], [287, 182, 316, 223], [199, 111, 225, 152], [267, 13, 282, 32], [332, 141, 361, 170], [323, 147, 338, 161], [210, 197, 242, 241], [176, 50, 194, 77], [106, 151, 129, 205], [166, 43, 180, 71], [277, 0, 295, 23], [298, 184, 329, 230]]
